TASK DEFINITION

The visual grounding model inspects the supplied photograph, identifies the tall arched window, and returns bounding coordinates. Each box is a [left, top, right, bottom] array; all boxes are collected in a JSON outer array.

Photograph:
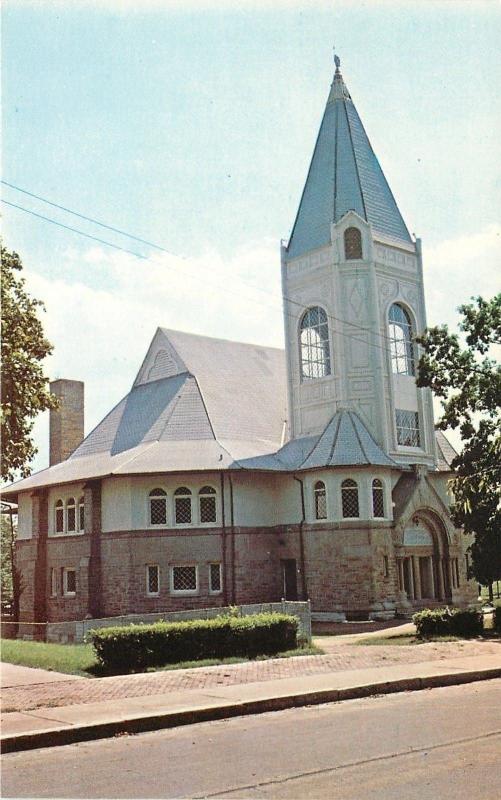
[[314, 481, 327, 520], [55, 499, 64, 534], [199, 486, 217, 524], [300, 306, 331, 380], [341, 479, 359, 518], [389, 304, 414, 375], [372, 479, 385, 518], [344, 227, 363, 260], [78, 497, 85, 532], [149, 488, 167, 526], [174, 487, 192, 525], [66, 498, 76, 533]]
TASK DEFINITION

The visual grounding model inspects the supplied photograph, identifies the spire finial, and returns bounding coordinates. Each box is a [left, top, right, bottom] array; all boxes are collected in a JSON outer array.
[[334, 52, 341, 73]]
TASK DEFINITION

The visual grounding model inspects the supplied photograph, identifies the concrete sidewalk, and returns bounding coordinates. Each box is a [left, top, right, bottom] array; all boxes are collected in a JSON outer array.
[[2, 652, 501, 754]]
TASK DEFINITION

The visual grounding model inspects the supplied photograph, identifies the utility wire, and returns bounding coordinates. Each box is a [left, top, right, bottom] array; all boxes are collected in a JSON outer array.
[[1, 186, 399, 352], [3, 186, 496, 374], [2, 200, 149, 261]]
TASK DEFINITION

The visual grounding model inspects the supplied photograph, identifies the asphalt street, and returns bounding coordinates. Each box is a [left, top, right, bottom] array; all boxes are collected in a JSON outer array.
[[2, 679, 500, 799]]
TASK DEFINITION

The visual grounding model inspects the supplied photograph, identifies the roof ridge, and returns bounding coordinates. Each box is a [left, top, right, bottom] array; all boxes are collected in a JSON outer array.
[[328, 411, 343, 464], [349, 410, 370, 463], [344, 100, 367, 222]]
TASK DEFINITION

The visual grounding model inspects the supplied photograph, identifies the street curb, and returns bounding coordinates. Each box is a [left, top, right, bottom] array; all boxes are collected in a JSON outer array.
[[2, 666, 500, 754]]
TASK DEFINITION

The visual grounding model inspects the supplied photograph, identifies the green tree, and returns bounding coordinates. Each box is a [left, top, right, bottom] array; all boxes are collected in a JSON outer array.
[[416, 294, 501, 600], [1, 246, 57, 483]]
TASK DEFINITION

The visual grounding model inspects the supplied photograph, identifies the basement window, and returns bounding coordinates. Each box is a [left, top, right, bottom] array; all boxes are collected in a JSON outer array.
[[146, 565, 160, 597], [209, 563, 222, 594], [171, 565, 198, 595], [63, 568, 76, 596]]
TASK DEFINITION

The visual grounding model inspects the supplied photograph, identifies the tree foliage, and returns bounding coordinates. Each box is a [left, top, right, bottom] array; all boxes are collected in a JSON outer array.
[[416, 294, 501, 593], [1, 246, 57, 482]]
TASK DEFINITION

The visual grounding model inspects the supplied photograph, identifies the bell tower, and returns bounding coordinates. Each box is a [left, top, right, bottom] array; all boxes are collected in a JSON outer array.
[[281, 57, 437, 467]]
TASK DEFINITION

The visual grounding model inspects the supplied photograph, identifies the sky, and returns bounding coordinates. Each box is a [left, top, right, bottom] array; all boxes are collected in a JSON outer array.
[[2, 0, 500, 472]]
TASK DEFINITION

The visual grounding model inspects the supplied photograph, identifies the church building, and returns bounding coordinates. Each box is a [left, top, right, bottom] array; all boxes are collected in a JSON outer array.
[[5, 59, 477, 626]]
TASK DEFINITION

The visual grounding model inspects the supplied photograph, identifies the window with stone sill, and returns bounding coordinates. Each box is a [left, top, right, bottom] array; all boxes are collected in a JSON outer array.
[[372, 479, 385, 518], [174, 487, 192, 525], [63, 568, 76, 596], [50, 567, 57, 597], [146, 564, 160, 596], [389, 304, 415, 376], [66, 498, 76, 533], [209, 563, 222, 594], [300, 306, 331, 381], [314, 481, 327, 520], [199, 486, 217, 524], [55, 500, 64, 534], [149, 488, 167, 526], [171, 565, 198, 594], [341, 479, 359, 518], [344, 227, 363, 260], [78, 497, 85, 532], [396, 409, 420, 447]]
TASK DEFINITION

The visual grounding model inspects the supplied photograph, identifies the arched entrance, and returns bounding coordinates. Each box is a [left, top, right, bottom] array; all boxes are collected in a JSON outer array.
[[397, 511, 452, 605]]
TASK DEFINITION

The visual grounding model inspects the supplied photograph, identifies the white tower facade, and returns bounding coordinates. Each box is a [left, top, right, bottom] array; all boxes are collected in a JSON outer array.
[[282, 61, 436, 468]]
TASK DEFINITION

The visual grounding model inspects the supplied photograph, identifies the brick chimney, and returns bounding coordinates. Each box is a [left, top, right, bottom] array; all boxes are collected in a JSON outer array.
[[49, 379, 84, 465]]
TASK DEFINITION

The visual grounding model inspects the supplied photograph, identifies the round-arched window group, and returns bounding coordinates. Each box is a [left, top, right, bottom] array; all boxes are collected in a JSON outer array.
[[313, 478, 386, 520], [148, 486, 217, 527], [54, 496, 85, 534]]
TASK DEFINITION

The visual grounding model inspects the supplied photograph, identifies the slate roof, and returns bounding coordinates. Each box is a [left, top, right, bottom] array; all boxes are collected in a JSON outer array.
[[5, 329, 452, 498], [287, 64, 413, 260], [435, 430, 459, 471]]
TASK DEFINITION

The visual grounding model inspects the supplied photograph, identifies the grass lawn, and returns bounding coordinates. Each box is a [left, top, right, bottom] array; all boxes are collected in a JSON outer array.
[[0, 638, 323, 678]]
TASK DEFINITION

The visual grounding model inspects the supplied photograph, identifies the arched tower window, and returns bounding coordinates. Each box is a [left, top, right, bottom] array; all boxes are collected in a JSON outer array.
[[55, 499, 64, 534], [199, 486, 217, 524], [372, 479, 385, 518], [389, 304, 415, 375], [149, 488, 167, 526], [174, 487, 192, 525], [300, 307, 331, 380], [344, 227, 363, 260], [66, 497, 76, 533], [314, 481, 327, 520], [341, 479, 359, 518]]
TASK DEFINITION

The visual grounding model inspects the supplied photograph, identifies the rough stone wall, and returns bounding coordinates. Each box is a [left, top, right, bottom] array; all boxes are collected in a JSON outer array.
[[49, 379, 84, 466], [46, 536, 91, 621]]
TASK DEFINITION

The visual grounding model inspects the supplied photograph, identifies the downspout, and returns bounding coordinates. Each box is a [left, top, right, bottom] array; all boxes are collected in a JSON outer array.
[[293, 476, 308, 600], [220, 472, 228, 606], [228, 474, 236, 604]]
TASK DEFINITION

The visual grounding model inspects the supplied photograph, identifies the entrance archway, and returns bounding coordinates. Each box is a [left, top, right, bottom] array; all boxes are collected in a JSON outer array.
[[397, 511, 452, 605]]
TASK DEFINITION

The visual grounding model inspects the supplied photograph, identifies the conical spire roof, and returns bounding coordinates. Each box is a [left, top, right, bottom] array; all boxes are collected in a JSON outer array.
[[287, 58, 412, 259]]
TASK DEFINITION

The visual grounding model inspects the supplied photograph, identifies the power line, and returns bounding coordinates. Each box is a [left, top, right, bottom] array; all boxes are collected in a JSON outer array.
[[3, 185, 495, 374], [1, 186, 397, 353], [1, 200, 149, 261], [1, 180, 183, 259], [3, 196, 402, 362]]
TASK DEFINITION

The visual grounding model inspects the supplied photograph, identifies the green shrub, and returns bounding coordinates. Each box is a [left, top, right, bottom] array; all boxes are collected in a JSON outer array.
[[88, 613, 298, 672], [413, 607, 483, 639]]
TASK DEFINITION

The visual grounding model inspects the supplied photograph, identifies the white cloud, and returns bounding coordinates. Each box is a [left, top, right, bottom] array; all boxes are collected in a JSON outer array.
[[423, 223, 501, 331], [23, 225, 499, 471]]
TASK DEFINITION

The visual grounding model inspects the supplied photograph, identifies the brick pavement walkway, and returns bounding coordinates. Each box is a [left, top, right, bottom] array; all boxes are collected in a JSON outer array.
[[2, 639, 500, 713]]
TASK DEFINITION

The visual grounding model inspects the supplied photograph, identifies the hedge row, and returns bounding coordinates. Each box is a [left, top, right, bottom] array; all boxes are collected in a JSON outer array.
[[413, 608, 483, 639], [88, 613, 298, 671]]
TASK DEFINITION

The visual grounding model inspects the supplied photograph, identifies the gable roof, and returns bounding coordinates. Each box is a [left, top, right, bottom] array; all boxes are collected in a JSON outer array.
[[287, 63, 413, 260], [435, 430, 458, 471]]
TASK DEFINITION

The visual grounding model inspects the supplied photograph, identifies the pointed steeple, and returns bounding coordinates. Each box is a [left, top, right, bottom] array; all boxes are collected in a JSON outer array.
[[287, 56, 412, 259]]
